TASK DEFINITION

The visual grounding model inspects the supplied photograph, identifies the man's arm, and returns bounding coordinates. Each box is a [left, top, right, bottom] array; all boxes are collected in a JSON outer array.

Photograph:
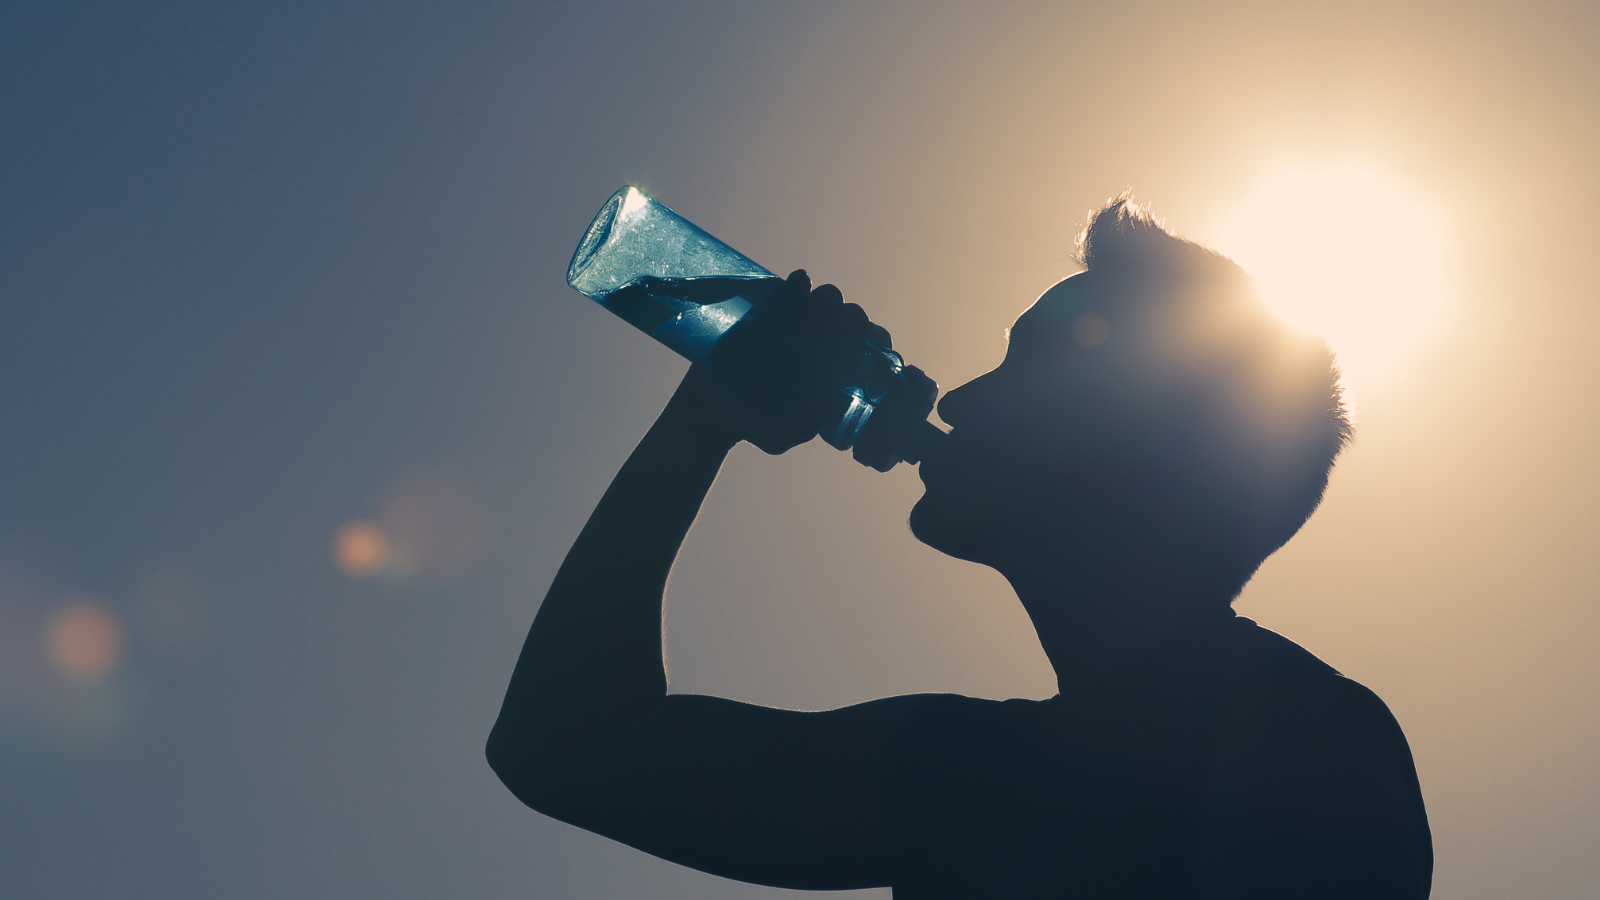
[[486, 273, 918, 890]]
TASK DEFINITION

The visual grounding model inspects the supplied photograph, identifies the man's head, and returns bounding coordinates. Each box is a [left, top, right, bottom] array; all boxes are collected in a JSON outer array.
[[909, 195, 1351, 602]]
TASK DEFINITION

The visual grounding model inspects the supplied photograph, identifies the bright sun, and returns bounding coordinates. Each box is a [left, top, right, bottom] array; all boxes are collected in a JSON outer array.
[[1214, 166, 1443, 383]]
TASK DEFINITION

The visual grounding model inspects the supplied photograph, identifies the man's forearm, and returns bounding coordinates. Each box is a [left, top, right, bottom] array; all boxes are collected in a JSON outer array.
[[488, 378, 737, 775]]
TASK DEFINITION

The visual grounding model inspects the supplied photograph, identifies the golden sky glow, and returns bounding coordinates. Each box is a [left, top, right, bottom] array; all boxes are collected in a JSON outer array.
[[1215, 166, 1443, 383]]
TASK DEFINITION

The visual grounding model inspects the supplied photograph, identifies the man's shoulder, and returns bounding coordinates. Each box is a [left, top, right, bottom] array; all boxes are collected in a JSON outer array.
[[878, 615, 1418, 775], [1213, 614, 1343, 679], [1216, 617, 1403, 730], [1198, 622, 1433, 897]]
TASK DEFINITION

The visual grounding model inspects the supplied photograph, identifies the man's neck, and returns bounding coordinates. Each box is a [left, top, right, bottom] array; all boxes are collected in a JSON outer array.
[[1002, 565, 1234, 694]]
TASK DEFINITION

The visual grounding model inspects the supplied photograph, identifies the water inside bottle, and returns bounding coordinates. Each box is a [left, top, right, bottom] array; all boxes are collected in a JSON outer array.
[[598, 274, 786, 363]]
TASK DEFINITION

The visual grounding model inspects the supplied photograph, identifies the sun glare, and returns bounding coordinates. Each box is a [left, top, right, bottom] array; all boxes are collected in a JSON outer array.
[[1215, 166, 1443, 383]]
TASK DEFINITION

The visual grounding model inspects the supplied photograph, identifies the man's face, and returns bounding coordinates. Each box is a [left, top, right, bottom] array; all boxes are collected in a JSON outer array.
[[909, 273, 1129, 565]]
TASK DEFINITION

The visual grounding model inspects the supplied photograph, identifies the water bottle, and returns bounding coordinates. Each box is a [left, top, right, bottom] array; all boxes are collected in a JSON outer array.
[[566, 185, 944, 471]]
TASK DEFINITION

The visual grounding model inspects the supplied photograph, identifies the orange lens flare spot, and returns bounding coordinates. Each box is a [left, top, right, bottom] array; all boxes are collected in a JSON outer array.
[[48, 600, 123, 681], [333, 520, 391, 578]]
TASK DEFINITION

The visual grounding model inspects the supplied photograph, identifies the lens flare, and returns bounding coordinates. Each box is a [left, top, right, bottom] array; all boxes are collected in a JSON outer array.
[[375, 475, 482, 580], [333, 520, 391, 578], [1216, 166, 1443, 382], [47, 599, 123, 681]]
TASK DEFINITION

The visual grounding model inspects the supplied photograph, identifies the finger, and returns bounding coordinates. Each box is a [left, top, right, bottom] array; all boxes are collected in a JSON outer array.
[[834, 303, 887, 351], [808, 282, 844, 308], [784, 269, 811, 299], [865, 322, 893, 350], [839, 302, 871, 333]]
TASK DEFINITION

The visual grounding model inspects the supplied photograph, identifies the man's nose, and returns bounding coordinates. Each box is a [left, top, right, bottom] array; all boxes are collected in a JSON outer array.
[[936, 372, 992, 428]]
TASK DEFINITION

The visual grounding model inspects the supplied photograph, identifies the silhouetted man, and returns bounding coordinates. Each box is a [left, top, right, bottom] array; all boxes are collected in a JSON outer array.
[[487, 198, 1433, 898]]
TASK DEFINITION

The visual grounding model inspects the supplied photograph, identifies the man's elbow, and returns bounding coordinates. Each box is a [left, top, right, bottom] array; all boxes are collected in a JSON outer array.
[[483, 722, 516, 785], [485, 720, 573, 815]]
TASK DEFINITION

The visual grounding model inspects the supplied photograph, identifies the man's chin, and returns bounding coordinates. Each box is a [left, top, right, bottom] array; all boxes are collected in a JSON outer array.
[[908, 494, 989, 565]]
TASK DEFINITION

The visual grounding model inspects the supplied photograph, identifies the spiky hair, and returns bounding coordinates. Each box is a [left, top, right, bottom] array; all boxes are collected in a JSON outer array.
[[1073, 191, 1353, 587]]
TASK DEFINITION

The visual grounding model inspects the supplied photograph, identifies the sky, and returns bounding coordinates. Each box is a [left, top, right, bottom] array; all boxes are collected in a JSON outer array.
[[2, 1, 1597, 897]]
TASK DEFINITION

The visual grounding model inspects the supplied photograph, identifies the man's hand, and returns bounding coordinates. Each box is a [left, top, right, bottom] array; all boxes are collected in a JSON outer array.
[[675, 269, 893, 455]]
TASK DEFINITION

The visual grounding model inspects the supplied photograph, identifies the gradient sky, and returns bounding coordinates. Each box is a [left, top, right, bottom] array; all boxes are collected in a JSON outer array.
[[3, 2, 1597, 898]]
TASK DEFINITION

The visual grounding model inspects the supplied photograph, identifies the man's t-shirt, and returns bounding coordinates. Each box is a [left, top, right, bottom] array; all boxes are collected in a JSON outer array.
[[878, 611, 1432, 899]]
